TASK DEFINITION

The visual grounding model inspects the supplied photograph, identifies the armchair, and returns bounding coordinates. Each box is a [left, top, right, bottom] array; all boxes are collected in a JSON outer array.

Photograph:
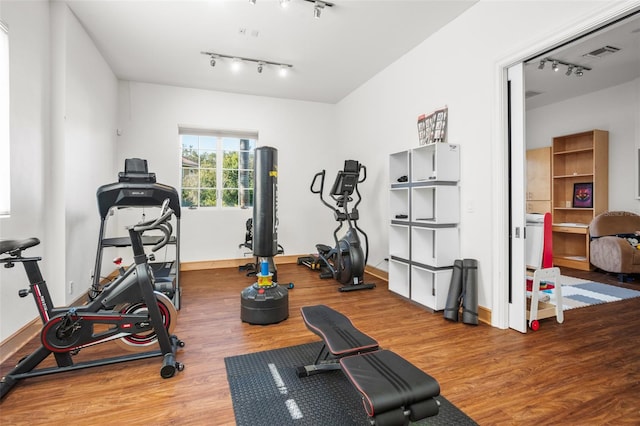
[[589, 211, 640, 279]]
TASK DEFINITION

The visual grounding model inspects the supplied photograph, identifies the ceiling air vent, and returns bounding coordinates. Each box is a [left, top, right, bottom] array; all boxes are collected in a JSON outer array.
[[583, 45, 620, 58]]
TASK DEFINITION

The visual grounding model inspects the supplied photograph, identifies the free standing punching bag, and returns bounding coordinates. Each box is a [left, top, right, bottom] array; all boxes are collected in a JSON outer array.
[[443, 260, 463, 322], [240, 146, 288, 325], [252, 146, 278, 258], [461, 258, 478, 325]]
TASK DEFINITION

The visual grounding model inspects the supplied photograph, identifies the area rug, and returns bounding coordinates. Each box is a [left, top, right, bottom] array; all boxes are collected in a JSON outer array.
[[225, 341, 477, 426], [546, 275, 640, 310]]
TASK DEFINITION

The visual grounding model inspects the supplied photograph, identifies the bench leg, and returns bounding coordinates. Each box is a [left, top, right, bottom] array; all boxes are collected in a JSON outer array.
[[297, 343, 343, 377]]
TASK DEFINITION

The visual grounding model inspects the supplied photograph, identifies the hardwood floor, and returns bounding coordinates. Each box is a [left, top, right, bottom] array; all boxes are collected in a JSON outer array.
[[1, 264, 639, 425]]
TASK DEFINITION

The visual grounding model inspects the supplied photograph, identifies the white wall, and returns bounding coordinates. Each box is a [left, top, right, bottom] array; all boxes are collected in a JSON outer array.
[[335, 0, 632, 325], [116, 81, 337, 264], [62, 3, 118, 301], [527, 78, 640, 213], [0, 1, 117, 341], [0, 0, 49, 341]]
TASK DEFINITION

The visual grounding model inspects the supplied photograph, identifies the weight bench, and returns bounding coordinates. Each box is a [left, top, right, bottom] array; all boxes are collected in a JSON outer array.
[[298, 305, 441, 425]]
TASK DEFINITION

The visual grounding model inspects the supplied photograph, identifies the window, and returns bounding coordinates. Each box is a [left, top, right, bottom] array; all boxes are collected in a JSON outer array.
[[180, 128, 257, 208], [0, 20, 9, 217]]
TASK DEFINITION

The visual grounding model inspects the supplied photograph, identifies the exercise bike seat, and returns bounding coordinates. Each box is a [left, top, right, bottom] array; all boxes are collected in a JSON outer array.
[[0, 238, 40, 255]]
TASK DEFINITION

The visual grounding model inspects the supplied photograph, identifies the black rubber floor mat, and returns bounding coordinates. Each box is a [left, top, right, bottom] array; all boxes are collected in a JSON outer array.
[[225, 341, 477, 425]]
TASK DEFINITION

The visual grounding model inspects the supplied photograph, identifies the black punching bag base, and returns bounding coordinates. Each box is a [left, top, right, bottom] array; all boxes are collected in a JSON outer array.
[[240, 283, 289, 325]]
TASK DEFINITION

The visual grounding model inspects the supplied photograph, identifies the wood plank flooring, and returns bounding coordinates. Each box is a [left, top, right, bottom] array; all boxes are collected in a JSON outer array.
[[1, 264, 639, 425]]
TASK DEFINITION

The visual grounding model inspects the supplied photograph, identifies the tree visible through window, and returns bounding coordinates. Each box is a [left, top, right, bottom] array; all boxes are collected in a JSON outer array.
[[180, 130, 256, 208]]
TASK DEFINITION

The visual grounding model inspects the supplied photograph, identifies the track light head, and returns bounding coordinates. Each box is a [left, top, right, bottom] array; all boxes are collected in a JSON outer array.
[[231, 58, 242, 73], [210, 57, 216, 67], [552, 60, 559, 72], [257, 62, 264, 74], [249, 0, 256, 4], [279, 65, 288, 77], [313, 1, 324, 18], [576, 67, 584, 77], [565, 65, 573, 76], [538, 59, 545, 70]]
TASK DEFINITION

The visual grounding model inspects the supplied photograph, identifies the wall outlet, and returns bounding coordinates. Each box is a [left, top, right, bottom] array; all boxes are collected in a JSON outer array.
[[69, 280, 74, 295]]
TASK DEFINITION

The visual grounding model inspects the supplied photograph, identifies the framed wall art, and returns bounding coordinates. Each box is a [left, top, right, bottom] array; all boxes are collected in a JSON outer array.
[[572, 182, 593, 208]]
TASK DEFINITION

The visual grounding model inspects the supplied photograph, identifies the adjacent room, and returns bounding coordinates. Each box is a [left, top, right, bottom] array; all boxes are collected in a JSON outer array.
[[1, 1, 639, 424]]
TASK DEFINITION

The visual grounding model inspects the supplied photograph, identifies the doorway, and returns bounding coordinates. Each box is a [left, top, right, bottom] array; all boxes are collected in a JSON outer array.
[[505, 6, 640, 332]]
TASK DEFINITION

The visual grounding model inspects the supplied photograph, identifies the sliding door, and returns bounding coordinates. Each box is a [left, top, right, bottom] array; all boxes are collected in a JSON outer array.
[[507, 63, 527, 333]]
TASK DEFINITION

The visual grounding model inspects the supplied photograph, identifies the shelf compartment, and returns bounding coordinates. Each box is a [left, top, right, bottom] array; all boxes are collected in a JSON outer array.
[[552, 130, 598, 152], [390, 187, 410, 221], [389, 258, 410, 298], [552, 226, 591, 271], [389, 224, 410, 260], [553, 149, 593, 176], [411, 265, 452, 311], [411, 143, 460, 183], [411, 185, 459, 224], [552, 176, 596, 211], [389, 150, 410, 185], [411, 226, 459, 267]]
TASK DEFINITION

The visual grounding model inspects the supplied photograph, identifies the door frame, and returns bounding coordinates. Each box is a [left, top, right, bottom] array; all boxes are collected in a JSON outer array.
[[491, 2, 640, 331]]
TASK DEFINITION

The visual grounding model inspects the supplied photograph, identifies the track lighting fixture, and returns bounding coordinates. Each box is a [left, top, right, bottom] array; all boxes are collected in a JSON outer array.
[[201, 51, 293, 77], [534, 57, 591, 77]]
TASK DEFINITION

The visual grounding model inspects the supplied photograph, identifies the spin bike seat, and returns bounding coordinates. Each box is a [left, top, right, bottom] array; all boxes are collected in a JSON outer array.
[[0, 238, 41, 255]]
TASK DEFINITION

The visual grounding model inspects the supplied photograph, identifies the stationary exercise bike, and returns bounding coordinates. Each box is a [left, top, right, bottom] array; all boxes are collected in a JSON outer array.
[[0, 200, 184, 400], [297, 160, 375, 292]]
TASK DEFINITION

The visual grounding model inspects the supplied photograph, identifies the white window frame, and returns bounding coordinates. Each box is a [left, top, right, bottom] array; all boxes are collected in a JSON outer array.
[[179, 127, 257, 209], [0, 20, 10, 217]]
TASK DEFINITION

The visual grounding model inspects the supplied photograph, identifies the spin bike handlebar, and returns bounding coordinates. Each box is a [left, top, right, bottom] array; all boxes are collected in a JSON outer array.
[[131, 199, 175, 252]]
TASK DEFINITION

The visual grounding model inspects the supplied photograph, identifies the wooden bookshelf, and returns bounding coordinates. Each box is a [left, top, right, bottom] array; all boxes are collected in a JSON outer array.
[[551, 129, 608, 270]]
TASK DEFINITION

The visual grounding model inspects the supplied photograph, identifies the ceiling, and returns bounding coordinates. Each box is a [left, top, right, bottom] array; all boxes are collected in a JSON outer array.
[[62, 2, 640, 107], [524, 10, 640, 110], [65, 0, 478, 104]]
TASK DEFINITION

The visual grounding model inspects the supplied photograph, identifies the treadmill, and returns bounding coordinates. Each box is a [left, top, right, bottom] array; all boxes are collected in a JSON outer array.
[[92, 158, 182, 309]]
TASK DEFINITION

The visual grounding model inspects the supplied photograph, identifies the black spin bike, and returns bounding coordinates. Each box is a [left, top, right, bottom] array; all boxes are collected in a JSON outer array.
[[0, 199, 184, 400]]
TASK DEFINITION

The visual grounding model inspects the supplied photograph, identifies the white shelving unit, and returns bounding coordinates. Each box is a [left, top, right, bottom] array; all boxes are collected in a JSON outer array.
[[389, 143, 460, 311]]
